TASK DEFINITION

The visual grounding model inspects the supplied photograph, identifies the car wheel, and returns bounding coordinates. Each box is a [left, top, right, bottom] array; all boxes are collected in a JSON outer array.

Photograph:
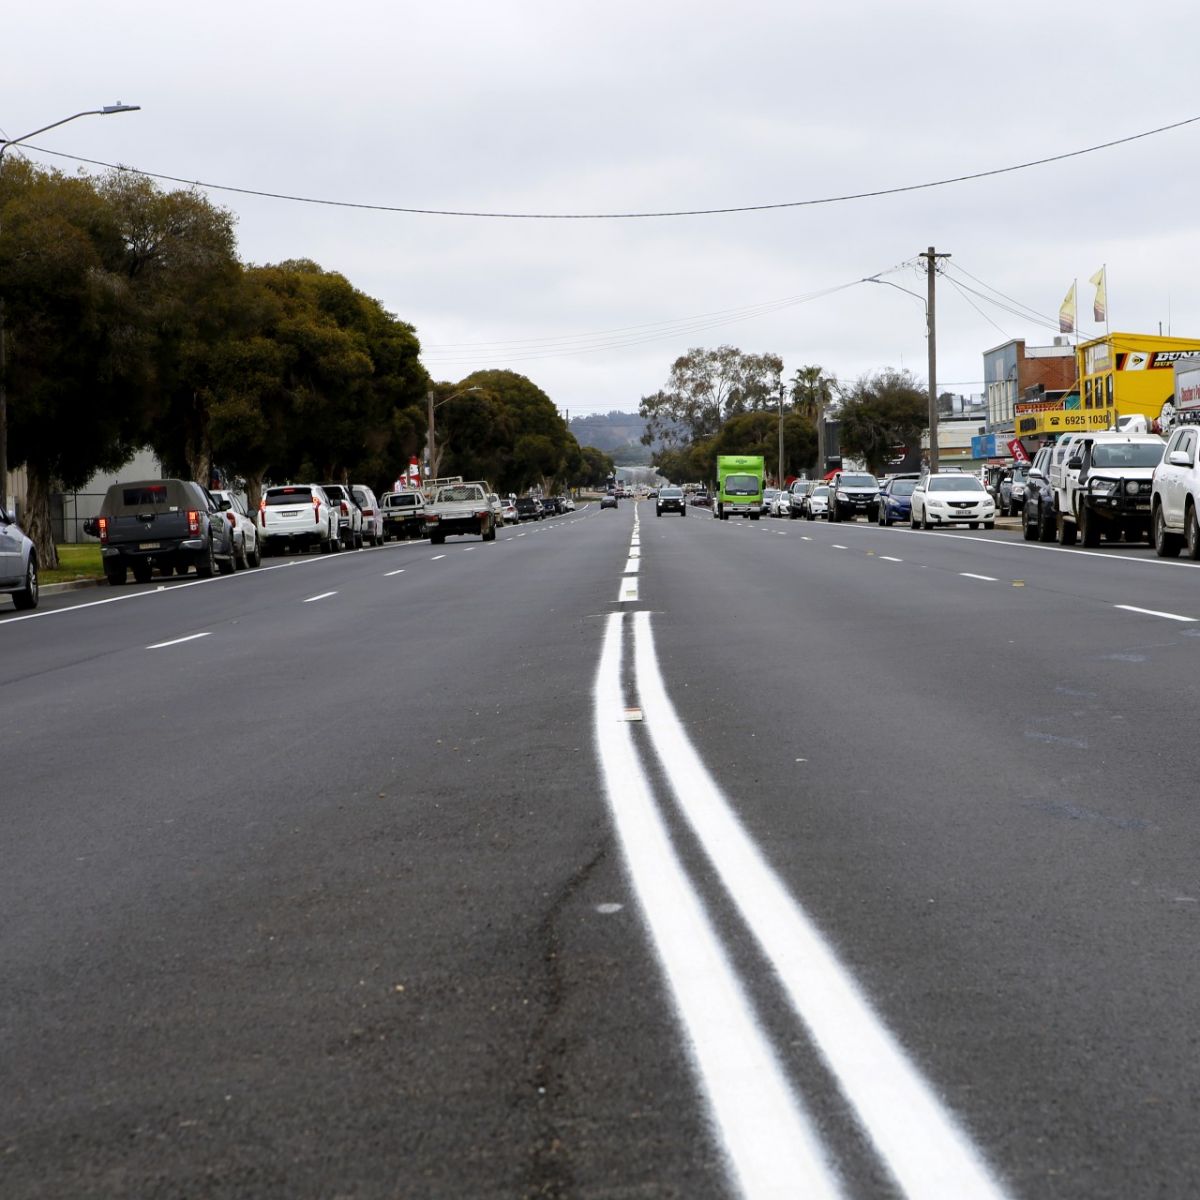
[[248, 536, 261, 568], [969, 522, 979, 530], [1080, 506, 1100, 548], [910, 509, 918, 529], [1022, 508, 1037, 541], [105, 562, 127, 586], [1186, 506, 1200, 560], [132, 561, 153, 584], [12, 556, 39, 610], [1155, 504, 1183, 558], [984, 520, 994, 530], [1037, 506, 1055, 543], [235, 534, 248, 570], [218, 543, 237, 575], [354, 530, 364, 550], [197, 539, 217, 578]]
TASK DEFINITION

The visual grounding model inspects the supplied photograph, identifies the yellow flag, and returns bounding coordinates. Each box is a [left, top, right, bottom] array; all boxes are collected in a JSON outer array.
[[1089, 267, 1107, 323], [1059, 282, 1077, 334]]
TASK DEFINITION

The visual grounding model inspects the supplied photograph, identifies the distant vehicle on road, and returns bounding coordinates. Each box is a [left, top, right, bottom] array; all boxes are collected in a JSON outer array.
[[877, 475, 919, 526], [0, 504, 38, 609], [260, 484, 341, 555], [516, 496, 544, 521], [423, 482, 497, 545], [656, 487, 686, 517], [600, 494, 619, 510], [381, 491, 426, 541], [351, 484, 385, 546], [321, 483, 364, 550], [210, 489, 261, 569], [827, 471, 880, 523], [713, 455, 764, 521]]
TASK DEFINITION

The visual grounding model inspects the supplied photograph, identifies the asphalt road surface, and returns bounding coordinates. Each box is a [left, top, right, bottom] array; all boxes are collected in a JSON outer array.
[[5, 503, 1200, 1199]]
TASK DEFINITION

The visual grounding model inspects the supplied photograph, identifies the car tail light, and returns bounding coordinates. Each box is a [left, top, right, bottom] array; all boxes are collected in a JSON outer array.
[[362, 508, 375, 517], [340, 501, 349, 516], [226, 512, 237, 528], [258, 498, 266, 525], [313, 495, 321, 524], [98, 516, 109, 544], [187, 509, 200, 535]]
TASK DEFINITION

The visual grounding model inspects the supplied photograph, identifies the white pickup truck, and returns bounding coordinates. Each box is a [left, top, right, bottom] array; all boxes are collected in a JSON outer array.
[[1051, 431, 1164, 546], [422, 482, 497, 545]]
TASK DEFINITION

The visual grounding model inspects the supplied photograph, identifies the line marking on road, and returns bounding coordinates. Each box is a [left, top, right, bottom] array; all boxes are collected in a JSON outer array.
[[431, 554, 446, 561], [384, 569, 405, 577], [618, 578, 639, 603], [593, 614, 841, 1200], [303, 591, 338, 603], [801, 536, 812, 541], [880, 556, 903, 563], [146, 632, 211, 650], [960, 572, 998, 582], [631, 610, 1012, 1200], [629, 546, 641, 557], [624, 558, 640, 574], [1114, 604, 1197, 622], [832, 544, 848, 550], [462, 546, 476, 552]]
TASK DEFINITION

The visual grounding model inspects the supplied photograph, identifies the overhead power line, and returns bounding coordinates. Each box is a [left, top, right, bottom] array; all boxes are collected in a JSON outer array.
[[20, 114, 1200, 220]]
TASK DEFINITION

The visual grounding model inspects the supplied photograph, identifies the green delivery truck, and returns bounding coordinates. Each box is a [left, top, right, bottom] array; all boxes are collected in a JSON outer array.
[[713, 455, 765, 520]]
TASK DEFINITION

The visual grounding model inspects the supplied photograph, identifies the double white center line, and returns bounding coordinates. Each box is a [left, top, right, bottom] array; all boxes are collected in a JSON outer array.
[[595, 611, 1011, 1200]]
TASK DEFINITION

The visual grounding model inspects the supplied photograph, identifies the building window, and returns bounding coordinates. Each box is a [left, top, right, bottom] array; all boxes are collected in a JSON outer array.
[[1106, 374, 1114, 407], [1084, 378, 1093, 409]]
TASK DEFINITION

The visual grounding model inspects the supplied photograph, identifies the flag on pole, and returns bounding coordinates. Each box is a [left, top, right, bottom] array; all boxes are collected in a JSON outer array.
[[1089, 267, 1107, 323], [1059, 282, 1077, 334]]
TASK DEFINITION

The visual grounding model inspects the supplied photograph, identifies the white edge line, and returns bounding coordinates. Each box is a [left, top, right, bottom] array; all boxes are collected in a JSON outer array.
[[593, 613, 841, 1200], [146, 631, 212, 650], [1114, 603, 1197, 622], [632, 611, 1012, 1200]]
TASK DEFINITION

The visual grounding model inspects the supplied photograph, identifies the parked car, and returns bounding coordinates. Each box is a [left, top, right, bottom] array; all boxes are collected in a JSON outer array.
[[803, 484, 831, 520], [1152, 423, 1200, 558], [210, 489, 261, 569], [910, 473, 996, 529], [516, 496, 544, 521], [656, 486, 686, 517], [380, 490, 426, 540], [0, 504, 38, 610], [351, 484, 385, 546], [321, 483, 364, 549], [1021, 445, 1057, 543], [877, 475, 919, 526], [761, 488, 779, 516], [600, 494, 619, 510], [562, 496, 576, 513], [500, 498, 518, 524], [259, 484, 340, 554], [98, 479, 237, 583], [827, 472, 881, 522], [690, 490, 711, 507]]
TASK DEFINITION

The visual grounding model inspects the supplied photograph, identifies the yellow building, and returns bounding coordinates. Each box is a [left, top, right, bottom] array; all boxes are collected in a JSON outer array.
[[1078, 332, 1200, 430]]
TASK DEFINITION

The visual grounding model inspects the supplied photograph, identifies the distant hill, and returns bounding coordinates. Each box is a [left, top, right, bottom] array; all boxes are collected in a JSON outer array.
[[569, 411, 654, 465]]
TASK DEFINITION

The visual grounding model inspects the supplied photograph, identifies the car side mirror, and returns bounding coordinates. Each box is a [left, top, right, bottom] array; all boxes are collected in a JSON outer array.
[[1169, 450, 1191, 467], [1067, 456, 1083, 470]]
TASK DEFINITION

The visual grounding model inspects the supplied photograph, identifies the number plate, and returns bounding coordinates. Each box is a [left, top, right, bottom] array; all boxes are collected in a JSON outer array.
[[139, 541, 161, 550]]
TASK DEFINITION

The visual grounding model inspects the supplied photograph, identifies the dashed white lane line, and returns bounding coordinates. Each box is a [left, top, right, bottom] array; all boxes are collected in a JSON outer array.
[[619, 576, 639, 603], [624, 558, 641, 574], [431, 554, 446, 561], [631, 611, 1011, 1200], [1114, 604, 1197, 622], [801, 536, 812, 542], [146, 632, 211, 650], [384, 569, 405, 577], [303, 591, 338, 603], [832, 544, 848, 550], [594, 614, 841, 1200], [880, 556, 903, 563], [960, 572, 998, 582]]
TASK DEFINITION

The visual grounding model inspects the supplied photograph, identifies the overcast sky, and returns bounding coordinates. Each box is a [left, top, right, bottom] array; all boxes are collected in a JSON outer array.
[[8, 0, 1200, 417]]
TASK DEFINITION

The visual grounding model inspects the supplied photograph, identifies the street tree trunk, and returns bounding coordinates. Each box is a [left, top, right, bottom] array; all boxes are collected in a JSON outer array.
[[24, 461, 59, 571]]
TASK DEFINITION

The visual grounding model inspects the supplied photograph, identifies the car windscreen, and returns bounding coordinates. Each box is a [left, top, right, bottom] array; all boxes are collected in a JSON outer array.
[[838, 475, 877, 488], [265, 489, 314, 505], [103, 481, 197, 515], [661, 489, 683, 498], [928, 476, 984, 492], [438, 486, 485, 503], [1092, 443, 1164, 468], [812, 486, 831, 498], [724, 474, 759, 496], [322, 485, 347, 500], [890, 480, 916, 496], [386, 494, 420, 508]]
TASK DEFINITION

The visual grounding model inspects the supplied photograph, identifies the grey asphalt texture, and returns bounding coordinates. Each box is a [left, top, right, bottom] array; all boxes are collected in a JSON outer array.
[[4, 504, 1200, 1198]]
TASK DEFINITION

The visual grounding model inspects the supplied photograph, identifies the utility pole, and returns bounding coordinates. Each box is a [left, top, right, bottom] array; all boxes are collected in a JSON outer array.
[[777, 383, 786, 485], [920, 246, 950, 473]]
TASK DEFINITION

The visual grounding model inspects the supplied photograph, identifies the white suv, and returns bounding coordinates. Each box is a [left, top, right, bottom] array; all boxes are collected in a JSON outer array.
[[211, 489, 261, 569], [259, 485, 340, 554], [1152, 424, 1200, 558]]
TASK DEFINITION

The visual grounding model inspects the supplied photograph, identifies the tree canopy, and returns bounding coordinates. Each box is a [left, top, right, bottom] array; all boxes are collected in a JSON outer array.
[[837, 368, 928, 475]]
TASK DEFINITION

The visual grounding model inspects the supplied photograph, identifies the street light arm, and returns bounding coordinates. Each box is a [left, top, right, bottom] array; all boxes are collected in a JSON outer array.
[[0, 105, 140, 163], [864, 276, 928, 313]]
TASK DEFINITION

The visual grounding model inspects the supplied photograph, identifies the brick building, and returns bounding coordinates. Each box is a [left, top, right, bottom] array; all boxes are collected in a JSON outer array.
[[983, 337, 1077, 438]]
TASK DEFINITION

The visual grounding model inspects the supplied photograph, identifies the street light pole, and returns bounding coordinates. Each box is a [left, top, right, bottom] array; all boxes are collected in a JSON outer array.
[[0, 103, 140, 514], [425, 385, 482, 479]]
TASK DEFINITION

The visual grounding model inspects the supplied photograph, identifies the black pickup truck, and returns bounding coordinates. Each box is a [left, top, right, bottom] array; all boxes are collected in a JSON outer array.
[[97, 479, 237, 584]]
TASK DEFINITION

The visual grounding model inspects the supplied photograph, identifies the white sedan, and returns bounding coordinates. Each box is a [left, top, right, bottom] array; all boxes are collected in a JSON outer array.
[[210, 489, 262, 568], [910, 473, 996, 530]]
